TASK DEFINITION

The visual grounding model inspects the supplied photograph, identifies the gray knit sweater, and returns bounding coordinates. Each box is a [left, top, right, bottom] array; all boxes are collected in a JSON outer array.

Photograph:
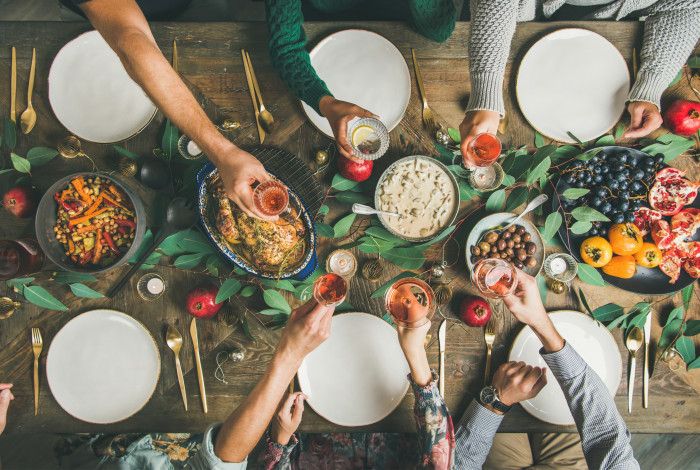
[[467, 0, 700, 116]]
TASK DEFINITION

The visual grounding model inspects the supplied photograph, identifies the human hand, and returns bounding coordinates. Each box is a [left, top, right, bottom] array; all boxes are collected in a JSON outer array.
[[459, 110, 500, 163], [214, 146, 277, 221], [622, 101, 663, 139], [492, 362, 547, 407], [0, 383, 14, 436], [397, 321, 430, 358], [271, 392, 305, 445], [276, 299, 334, 364], [319, 96, 376, 162]]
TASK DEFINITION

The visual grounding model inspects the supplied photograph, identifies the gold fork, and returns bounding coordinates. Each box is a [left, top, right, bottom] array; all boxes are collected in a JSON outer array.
[[483, 321, 496, 385], [410, 49, 436, 133], [31, 328, 43, 416]]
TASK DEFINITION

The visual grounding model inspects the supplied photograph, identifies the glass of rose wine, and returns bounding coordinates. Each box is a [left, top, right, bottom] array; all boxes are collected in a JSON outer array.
[[473, 258, 518, 299], [384, 277, 436, 328], [313, 273, 348, 307], [463, 133, 502, 168], [253, 179, 289, 217]]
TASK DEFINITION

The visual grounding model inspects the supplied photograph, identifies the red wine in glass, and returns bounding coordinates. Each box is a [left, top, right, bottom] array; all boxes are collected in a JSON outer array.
[[385, 277, 435, 328], [463, 133, 502, 168], [473, 258, 517, 299], [313, 273, 348, 307], [0, 239, 45, 280], [253, 180, 289, 217]]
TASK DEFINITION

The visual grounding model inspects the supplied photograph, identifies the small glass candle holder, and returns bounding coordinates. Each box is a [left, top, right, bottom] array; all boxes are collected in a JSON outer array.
[[346, 117, 389, 161], [544, 253, 578, 283], [136, 273, 167, 301], [326, 249, 358, 279], [467, 162, 505, 191], [178, 135, 204, 160]]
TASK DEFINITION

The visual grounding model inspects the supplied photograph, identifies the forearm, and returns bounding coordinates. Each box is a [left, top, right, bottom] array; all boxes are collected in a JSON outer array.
[[629, 2, 700, 107], [264, 0, 332, 114], [410, 372, 455, 469], [454, 401, 503, 469], [81, 0, 236, 165], [260, 433, 297, 470], [532, 325, 639, 469], [466, 0, 519, 116], [214, 350, 299, 462]]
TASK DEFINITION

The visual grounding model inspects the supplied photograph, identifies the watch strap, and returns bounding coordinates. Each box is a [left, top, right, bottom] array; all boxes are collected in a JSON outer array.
[[490, 399, 511, 413]]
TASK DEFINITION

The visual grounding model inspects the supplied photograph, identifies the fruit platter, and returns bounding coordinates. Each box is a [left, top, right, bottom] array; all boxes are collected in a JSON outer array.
[[553, 146, 699, 294]]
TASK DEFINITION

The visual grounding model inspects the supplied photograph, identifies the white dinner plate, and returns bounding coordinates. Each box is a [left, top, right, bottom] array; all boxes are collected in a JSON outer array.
[[516, 28, 630, 143], [298, 312, 409, 426], [302, 29, 411, 138], [47, 309, 160, 424], [49, 30, 157, 143], [509, 310, 622, 425]]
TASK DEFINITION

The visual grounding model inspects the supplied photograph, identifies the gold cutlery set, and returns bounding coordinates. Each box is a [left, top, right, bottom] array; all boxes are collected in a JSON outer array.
[[241, 49, 274, 144], [9, 46, 38, 134], [166, 319, 208, 413]]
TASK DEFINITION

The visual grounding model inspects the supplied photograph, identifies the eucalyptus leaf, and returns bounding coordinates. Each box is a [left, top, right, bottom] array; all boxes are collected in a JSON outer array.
[[261, 279, 296, 292], [6, 277, 35, 288], [577, 263, 606, 286], [571, 206, 610, 222], [641, 136, 694, 163], [206, 255, 226, 277], [161, 119, 179, 158], [263, 289, 291, 314], [413, 226, 455, 249], [562, 188, 590, 200], [688, 356, 700, 370], [3, 118, 16, 150], [10, 153, 31, 174], [541, 212, 563, 242], [173, 252, 208, 269], [358, 236, 397, 254], [26, 147, 58, 167], [447, 165, 470, 179], [216, 278, 242, 303], [577, 288, 593, 316], [240, 285, 257, 297], [315, 222, 334, 238], [682, 283, 694, 312], [505, 187, 529, 212], [501, 174, 515, 187], [551, 145, 580, 163], [335, 191, 371, 205], [570, 220, 593, 234], [485, 189, 506, 212], [259, 308, 284, 316], [448, 127, 460, 143], [364, 226, 406, 244], [331, 174, 359, 191], [458, 180, 481, 201], [333, 213, 357, 238], [613, 123, 626, 140], [317, 205, 330, 216], [22, 285, 68, 311], [113, 145, 140, 160], [382, 250, 426, 270], [595, 135, 615, 146], [659, 318, 683, 350], [684, 320, 700, 337], [591, 303, 625, 322], [69, 283, 104, 299], [370, 271, 415, 298], [534, 131, 545, 148], [674, 336, 695, 364]]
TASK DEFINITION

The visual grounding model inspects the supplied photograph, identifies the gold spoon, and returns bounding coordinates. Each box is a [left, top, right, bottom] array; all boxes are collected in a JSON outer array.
[[625, 327, 643, 414], [166, 324, 188, 411], [244, 51, 274, 133], [0, 297, 21, 320], [20, 48, 37, 135]]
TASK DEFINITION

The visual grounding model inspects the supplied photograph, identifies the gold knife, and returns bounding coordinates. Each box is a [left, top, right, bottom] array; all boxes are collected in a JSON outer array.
[[10, 46, 17, 123], [172, 39, 179, 74], [241, 49, 265, 144], [438, 319, 446, 396], [190, 318, 208, 413]]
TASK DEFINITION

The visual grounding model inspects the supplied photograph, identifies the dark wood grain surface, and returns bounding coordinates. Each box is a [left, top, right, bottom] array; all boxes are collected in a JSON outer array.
[[0, 21, 698, 435]]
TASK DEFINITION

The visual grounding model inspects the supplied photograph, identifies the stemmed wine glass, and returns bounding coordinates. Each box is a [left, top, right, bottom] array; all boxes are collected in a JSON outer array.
[[384, 277, 436, 328]]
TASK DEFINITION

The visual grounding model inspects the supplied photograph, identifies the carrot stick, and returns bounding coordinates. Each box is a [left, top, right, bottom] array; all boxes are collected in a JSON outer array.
[[68, 207, 107, 227], [102, 193, 129, 211], [84, 194, 104, 216], [71, 177, 92, 204]]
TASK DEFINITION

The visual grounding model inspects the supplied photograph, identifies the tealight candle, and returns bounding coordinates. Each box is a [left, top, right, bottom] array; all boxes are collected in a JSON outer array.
[[137, 273, 167, 301], [544, 253, 578, 283], [147, 277, 165, 295], [326, 249, 358, 279], [187, 140, 202, 156]]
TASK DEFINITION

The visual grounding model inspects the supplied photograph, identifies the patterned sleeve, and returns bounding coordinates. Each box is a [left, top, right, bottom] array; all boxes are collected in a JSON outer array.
[[263, 0, 333, 114], [409, 372, 455, 470], [259, 432, 298, 470]]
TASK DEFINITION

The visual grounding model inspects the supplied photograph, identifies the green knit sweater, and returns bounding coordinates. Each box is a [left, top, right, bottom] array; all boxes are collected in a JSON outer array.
[[265, 0, 456, 114]]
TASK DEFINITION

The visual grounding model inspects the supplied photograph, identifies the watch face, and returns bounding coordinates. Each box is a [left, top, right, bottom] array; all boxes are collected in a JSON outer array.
[[480, 386, 496, 405]]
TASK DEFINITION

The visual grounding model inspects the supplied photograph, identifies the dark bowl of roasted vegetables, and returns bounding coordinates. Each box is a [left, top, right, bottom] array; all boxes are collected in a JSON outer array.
[[36, 173, 146, 273]]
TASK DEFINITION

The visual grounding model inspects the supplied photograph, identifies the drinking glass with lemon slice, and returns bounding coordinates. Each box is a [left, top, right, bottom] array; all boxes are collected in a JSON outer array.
[[346, 117, 389, 160]]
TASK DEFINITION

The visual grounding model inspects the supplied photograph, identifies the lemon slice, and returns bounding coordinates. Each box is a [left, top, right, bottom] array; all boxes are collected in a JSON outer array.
[[351, 125, 378, 150]]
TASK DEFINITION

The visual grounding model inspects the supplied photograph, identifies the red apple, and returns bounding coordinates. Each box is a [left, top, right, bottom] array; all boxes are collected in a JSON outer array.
[[338, 155, 373, 182], [663, 99, 700, 136], [186, 285, 223, 319], [3, 186, 37, 218], [459, 295, 492, 327]]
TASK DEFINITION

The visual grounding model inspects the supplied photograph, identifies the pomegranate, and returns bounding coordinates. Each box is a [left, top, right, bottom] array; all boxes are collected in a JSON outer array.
[[663, 99, 700, 136], [186, 285, 223, 319], [2, 186, 37, 218], [459, 295, 492, 327], [633, 207, 663, 237], [648, 168, 699, 216], [338, 155, 373, 182]]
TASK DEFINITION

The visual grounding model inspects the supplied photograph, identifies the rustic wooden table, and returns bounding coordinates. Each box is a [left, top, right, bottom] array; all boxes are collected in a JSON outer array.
[[0, 21, 698, 435]]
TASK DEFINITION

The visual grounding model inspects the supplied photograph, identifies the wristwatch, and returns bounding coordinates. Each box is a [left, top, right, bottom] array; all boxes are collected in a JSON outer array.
[[479, 385, 511, 413]]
